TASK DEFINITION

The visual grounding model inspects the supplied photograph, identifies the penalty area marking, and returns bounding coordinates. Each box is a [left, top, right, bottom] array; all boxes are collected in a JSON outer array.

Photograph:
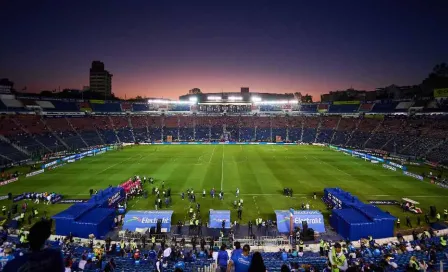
[[252, 196, 261, 214]]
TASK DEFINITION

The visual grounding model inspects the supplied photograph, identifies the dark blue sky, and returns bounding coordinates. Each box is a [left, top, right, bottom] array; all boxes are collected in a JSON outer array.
[[0, 0, 447, 100]]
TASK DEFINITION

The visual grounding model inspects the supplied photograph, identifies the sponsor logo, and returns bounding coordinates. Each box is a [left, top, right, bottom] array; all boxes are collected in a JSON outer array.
[[293, 217, 323, 224], [435, 182, 448, 189], [0, 177, 18, 187], [42, 160, 59, 169], [108, 192, 123, 206], [13, 194, 25, 202], [51, 195, 63, 204], [368, 200, 399, 205], [403, 171, 424, 181], [0, 195, 9, 201], [48, 163, 66, 170], [67, 159, 75, 163], [26, 169, 44, 178], [382, 164, 397, 171], [57, 199, 88, 204], [388, 161, 406, 170], [125, 216, 170, 224]]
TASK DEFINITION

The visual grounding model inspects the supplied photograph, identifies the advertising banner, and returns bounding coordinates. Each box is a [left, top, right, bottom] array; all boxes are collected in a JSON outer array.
[[26, 169, 44, 178], [0, 177, 18, 187], [333, 101, 360, 105], [122, 210, 173, 232], [382, 164, 397, 171], [387, 161, 407, 171], [13, 194, 26, 202], [403, 171, 424, 181], [368, 200, 399, 205], [42, 160, 59, 169], [275, 210, 325, 233], [209, 210, 231, 229], [57, 199, 89, 204], [434, 88, 448, 98]]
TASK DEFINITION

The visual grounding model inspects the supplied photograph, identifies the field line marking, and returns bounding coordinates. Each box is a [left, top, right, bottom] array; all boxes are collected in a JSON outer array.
[[97, 156, 134, 174], [371, 195, 448, 198], [312, 156, 352, 177], [241, 193, 307, 196], [220, 145, 224, 191], [252, 196, 260, 214], [208, 145, 217, 163]]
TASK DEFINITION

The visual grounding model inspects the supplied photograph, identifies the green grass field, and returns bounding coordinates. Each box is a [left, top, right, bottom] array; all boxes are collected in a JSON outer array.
[[1, 145, 447, 231]]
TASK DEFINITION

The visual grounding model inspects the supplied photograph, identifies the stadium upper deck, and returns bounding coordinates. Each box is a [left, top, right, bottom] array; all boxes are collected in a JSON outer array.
[[1, 94, 448, 114], [0, 94, 447, 168]]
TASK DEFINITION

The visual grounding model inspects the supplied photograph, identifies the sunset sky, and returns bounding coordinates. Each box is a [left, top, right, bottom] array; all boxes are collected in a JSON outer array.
[[0, 0, 447, 100]]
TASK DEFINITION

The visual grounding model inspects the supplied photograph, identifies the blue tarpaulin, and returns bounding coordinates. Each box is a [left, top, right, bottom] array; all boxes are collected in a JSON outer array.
[[275, 210, 325, 233], [325, 188, 396, 241], [209, 210, 231, 229], [122, 210, 173, 232], [52, 187, 125, 238]]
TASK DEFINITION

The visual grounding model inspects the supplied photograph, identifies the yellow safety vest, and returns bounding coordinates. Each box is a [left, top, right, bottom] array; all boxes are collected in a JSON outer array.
[[444, 209, 447, 215], [437, 213, 441, 219], [320, 240, 324, 248], [409, 260, 419, 269], [331, 248, 346, 272], [441, 237, 447, 247]]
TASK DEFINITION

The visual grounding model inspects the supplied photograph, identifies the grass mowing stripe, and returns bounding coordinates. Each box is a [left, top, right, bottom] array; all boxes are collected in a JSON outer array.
[[221, 145, 224, 191], [2, 145, 447, 230]]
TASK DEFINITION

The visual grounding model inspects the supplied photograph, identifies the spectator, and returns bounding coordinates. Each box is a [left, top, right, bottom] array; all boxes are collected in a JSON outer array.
[[281, 264, 291, 272], [84, 259, 93, 270], [104, 258, 116, 272], [64, 259, 71, 272], [217, 244, 229, 272], [3, 220, 64, 272], [78, 255, 87, 270], [232, 242, 242, 258], [228, 244, 251, 272], [248, 252, 266, 272]]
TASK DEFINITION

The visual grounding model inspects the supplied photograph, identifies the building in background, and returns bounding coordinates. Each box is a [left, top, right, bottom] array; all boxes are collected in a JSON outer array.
[[0, 78, 14, 94], [320, 88, 375, 102], [89, 61, 113, 96], [179, 86, 296, 103]]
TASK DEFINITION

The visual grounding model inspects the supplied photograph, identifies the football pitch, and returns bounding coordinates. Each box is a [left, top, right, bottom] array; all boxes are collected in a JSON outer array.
[[1, 145, 447, 230]]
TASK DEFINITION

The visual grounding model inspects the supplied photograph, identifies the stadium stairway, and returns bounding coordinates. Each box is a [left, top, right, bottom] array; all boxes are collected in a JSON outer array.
[[40, 117, 70, 150], [127, 115, 137, 143], [66, 118, 89, 148], [11, 117, 52, 154], [107, 116, 122, 144], [0, 134, 30, 157]]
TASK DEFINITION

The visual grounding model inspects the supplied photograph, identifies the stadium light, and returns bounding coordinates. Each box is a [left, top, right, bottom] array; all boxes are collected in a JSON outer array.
[[229, 96, 243, 101], [189, 96, 198, 102], [251, 96, 262, 102], [207, 96, 222, 101], [148, 99, 195, 104]]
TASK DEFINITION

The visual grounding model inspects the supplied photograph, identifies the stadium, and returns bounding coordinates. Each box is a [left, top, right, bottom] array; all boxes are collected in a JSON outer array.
[[0, 91, 447, 271]]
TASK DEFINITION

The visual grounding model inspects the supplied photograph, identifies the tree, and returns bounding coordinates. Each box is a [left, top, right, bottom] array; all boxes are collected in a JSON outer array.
[[431, 62, 448, 78]]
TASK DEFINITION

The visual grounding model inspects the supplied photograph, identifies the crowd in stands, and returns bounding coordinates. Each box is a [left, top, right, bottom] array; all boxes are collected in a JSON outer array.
[[1, 114, 448, 166], [0, 219, 447, 271]]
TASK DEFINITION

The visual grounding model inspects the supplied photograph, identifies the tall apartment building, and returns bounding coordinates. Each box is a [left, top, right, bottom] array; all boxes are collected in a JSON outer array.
[[89, 61, 113, 96]]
